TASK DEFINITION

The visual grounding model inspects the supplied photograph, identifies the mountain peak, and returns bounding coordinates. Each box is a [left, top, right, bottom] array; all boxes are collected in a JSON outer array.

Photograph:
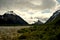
[[0, 11, 28, 25], [4, 11, 16, 15], [32, 20, 43, 25]]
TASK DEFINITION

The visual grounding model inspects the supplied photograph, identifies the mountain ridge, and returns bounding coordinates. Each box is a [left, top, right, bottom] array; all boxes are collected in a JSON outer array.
[[46, 10, 60, 24], [0, 11, 28, 26]]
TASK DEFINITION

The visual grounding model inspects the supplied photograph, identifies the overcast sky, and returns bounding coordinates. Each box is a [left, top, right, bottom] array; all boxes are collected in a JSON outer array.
[[0, 0, 60, 24]]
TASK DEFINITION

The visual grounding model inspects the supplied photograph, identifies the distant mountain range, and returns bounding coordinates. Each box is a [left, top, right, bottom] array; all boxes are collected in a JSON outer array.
[[0, 11, 43, 26], [0, 11, 28, 26], [32, 20, 43, 25], [0, 10, 60, 26]]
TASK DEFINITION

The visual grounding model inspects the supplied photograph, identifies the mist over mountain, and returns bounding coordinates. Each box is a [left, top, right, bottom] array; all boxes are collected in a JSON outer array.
[[0, 11, 28, 26], [32, 20, 43, 25]]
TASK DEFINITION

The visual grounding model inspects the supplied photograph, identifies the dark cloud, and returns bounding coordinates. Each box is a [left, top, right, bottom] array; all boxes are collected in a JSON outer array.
[[0, 0, 57, 10]]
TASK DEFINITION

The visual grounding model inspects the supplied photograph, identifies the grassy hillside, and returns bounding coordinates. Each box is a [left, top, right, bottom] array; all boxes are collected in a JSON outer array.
[[17, 14, 60, 40], [17, 25, 60, 40]]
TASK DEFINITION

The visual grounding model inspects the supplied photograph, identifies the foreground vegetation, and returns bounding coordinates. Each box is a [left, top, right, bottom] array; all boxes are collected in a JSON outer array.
[[17, 13, 60, 40], [17, 24, 60, 40], [0, 24, 60, 40]]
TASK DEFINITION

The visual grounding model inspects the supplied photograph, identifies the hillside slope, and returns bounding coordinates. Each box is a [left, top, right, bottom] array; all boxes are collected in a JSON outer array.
[[17, 10, 60, 40], [46, 10, 60, 25]]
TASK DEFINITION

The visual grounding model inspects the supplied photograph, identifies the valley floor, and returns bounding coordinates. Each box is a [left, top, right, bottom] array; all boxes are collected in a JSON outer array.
[[0, 26, 30, 40]]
